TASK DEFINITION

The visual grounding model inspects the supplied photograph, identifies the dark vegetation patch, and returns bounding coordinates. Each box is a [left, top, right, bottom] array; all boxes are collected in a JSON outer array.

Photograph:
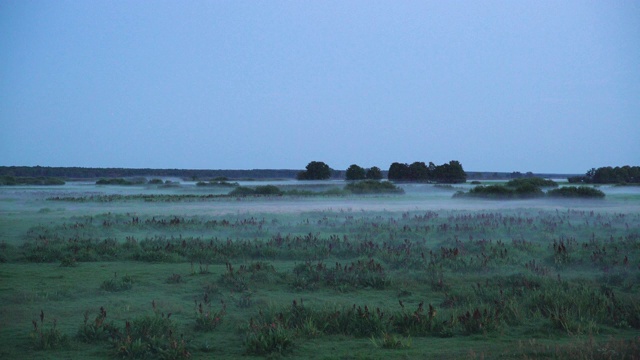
[[344, 180, 404, 194], [547, 186, 606, 198], [0, 175, 65, 186], [569, 165, 640, 184], [96, 178, 146, 186], [455, 178, 604, 199]]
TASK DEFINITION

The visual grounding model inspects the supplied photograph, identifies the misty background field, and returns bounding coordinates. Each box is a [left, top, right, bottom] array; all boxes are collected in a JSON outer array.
[[1, 180, 639, 359]]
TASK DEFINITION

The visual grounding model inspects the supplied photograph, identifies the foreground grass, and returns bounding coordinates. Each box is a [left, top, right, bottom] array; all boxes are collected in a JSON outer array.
[[1, 193, 640, 359], [1, 261, 639, 359]]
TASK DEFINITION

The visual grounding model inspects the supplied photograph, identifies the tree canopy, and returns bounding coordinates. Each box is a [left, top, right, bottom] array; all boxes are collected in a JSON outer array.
[[297, 161, 332, 180], [366, 166, 383, 180], [345, 164, 366, 181], [388, 160, 466, 183]]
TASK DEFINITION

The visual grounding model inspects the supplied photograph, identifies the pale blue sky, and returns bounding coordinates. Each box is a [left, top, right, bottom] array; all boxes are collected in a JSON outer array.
[[1, 1, 638, 173]]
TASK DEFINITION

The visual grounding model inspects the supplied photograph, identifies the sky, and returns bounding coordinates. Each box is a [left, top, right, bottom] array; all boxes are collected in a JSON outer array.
[[1, 1, 638, 173]]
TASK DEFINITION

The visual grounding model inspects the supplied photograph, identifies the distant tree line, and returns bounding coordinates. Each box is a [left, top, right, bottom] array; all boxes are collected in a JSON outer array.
[[0, 166, 301, 180], [0, 175, 65, 186], [387, 160, 466, 183], [569, 166, 640, 184], [2, 160, 466, 183]]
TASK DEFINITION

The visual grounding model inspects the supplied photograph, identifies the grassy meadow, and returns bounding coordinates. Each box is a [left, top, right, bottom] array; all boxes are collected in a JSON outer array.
[[1, 181, 639, 359]]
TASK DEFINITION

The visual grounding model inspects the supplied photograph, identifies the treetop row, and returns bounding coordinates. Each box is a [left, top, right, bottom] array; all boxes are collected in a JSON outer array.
[[297, 160, 467, 184]]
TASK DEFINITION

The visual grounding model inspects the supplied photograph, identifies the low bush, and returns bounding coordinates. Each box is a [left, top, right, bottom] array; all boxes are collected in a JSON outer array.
[[194, 301, 226, 331], [100, 273, 134, 292], [547, 186, 605, 198], [507, 177, 558, 188], [345, 180, 404, 194], [30, 311, 69, 350], [77, 307, 119, 343], [230, 185, 283, 196], [244, 320, 294, 355]]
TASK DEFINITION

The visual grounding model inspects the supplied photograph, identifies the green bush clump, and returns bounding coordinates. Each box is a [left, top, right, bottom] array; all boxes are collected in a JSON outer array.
[[244, 320, 294, 355], [229, 185, 283, 196], [547, 186, 605, 198], [30, 311, 69, 350], [455, 182, 550, 199], [456, 184, 516, 199], [113, 306, 190, 359], [97, 178, 133, 185], [344, 180, 404, 194], [507, 177, 558, 188], [100, 273, 134, 292], [77, 307, 119, 343], [371, 332, 412, 349], [194, 301, 226, 331]]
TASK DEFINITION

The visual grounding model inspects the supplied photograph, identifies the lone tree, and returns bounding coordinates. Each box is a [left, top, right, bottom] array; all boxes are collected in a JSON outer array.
[[345, 164, 366, 181], [297, 161, 332, 180], [366, 166, 383, 180]]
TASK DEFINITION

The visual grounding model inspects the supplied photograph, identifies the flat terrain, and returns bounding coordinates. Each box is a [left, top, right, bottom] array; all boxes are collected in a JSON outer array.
[[1, 181, 639, 359]]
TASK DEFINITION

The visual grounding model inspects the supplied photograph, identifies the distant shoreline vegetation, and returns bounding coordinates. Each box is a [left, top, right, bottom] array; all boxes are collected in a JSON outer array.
[[96, 178, 179, 186], [1, 164, 637, 184], [454, 178, 604, 199], [569, 165, 640, 185], [196, 177, 239, 187], [47, 181, 404, 202], [0, 175, 65, 186]]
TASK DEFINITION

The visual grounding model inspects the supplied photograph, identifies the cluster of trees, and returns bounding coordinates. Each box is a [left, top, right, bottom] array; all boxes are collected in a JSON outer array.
[[295, 160, 467, 183], [569, 166, 640, 184], [388, 160, 466, 183], [345, 165, 383, 181]]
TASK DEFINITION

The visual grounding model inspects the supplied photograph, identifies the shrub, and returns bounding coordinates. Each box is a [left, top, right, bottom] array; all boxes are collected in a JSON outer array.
[[100, 273, 134, 292], [244, 320, 294, 355], [507, 177, 558, 188], [460, 184, 515, 199], [345, 180, 404, 194], [30, 311, 69, 350], [456, 183, 544, 199], [77, 307, 119, 343], [370, 332, 412, 349], [113, 302, 190, 359], [547, 186, 605, 198], [194, 301, 226, 331]]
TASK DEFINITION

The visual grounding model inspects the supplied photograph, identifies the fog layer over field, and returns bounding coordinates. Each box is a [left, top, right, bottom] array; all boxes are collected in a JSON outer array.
[[1, 180, 639, 359]]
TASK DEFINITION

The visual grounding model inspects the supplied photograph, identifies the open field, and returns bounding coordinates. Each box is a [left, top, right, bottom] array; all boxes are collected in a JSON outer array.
[[1, 181, 639, 359]]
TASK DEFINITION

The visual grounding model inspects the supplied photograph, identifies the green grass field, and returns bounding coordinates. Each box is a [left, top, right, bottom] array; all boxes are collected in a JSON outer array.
[[1, 182, 639, 359]]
